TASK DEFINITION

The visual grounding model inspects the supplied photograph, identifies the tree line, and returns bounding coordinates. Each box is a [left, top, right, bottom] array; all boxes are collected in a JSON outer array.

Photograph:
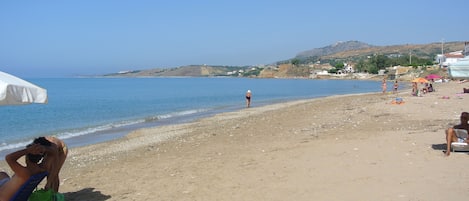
[[284, 54, 435, 74]]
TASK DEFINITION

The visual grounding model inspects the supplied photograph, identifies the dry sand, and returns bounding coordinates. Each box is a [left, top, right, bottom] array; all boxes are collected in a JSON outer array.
[[2, 80, 469, 201]]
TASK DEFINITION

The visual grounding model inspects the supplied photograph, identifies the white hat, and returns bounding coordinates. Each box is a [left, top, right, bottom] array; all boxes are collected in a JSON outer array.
[[247, 90, 251, 93]]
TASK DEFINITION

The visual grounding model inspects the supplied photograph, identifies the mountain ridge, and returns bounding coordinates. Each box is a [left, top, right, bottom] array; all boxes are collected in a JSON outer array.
[[296, 41, 374, 58], [103, 41, 465, 77]]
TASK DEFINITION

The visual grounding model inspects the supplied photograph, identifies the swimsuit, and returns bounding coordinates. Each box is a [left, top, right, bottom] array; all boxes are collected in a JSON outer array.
[[455, 129, 468, 142], [246, 96, 251, 100], [0, 177, 10, 187]]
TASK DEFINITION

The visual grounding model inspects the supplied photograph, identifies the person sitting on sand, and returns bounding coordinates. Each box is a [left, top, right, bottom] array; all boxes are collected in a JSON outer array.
[[411, 82, 418, 96], [32, 136, 68, 192], [428, 83, 434, 92], [245, 90, 252, 108], [444, 112, 469, 156], [0, 144, 47, 201], [422, 83, 429, 94]]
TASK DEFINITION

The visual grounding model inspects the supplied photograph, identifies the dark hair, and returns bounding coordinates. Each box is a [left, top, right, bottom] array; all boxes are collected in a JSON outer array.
[[462, 112, 469, 119], [33, 137, 52, 147], [26, 143, 43, 163], [26, 137, 51, 164]]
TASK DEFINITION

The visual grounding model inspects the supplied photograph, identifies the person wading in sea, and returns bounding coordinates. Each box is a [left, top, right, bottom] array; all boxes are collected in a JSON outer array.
[[245, 90, 252, 108]]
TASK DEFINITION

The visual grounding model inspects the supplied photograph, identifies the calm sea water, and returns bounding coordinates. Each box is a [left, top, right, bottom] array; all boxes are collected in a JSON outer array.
[[0, 77, 389, 156]]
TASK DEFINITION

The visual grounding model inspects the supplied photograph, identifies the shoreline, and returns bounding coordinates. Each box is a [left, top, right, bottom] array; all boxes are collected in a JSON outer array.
[[2, 81, 469, 200], [0, 78, 384, 158]]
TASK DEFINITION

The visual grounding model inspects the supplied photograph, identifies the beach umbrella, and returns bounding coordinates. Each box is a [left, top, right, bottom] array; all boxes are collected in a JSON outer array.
[[0, 71, 48, 105], [425, 74, 441, 80], [411, 77, 429, 83]]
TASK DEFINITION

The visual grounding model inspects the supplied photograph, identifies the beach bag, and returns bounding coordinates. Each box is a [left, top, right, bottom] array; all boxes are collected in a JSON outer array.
[[29, 189, 64, 201]]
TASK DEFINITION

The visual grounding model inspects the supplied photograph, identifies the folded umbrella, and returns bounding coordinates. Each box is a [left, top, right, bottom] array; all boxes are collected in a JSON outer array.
[[0, 71, 48, 105]]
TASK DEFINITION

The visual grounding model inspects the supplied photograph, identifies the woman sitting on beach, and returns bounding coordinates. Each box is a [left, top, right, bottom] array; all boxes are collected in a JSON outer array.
[[411, 82, 418, 96], [427, 83, 434, 92], [444, 112, 469, 156]]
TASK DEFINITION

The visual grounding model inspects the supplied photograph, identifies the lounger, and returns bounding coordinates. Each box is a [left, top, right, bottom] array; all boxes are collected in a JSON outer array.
[[452, 129, 469, 153], [451, 142, 469, 152], [9, 171, 48, 201]]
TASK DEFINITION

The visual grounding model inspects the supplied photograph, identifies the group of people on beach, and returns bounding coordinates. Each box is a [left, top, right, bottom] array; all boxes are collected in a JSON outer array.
[[412, 81, 435, 96], [0, 136, 67, 200], [381, 78, 399, 94], [0, 84, 466, 200]]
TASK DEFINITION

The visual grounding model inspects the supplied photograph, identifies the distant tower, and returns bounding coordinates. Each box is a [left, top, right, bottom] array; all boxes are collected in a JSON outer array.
[[441, 38, 444, 55], [465, 41, 469, 57]]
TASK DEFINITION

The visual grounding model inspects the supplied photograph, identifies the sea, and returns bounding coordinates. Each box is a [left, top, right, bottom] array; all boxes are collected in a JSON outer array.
[[0, 77, 394, 157]]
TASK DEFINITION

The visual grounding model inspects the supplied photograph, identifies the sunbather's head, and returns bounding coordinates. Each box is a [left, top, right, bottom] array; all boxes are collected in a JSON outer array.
[[25, 143, 44, 164], [462, 112, 469, 122], [26, 153, 43, 164], [32, 137, 52, 147], [25, 137, 52, 164]]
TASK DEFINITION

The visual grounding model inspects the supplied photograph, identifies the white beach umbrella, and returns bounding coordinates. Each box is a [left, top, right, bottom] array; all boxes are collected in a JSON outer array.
[[0, 71, 48, 105]]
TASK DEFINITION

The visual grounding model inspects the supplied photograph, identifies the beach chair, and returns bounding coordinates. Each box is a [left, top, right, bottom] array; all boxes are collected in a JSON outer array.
[[451, 142, 469, 152], [451, 129, 469, 153], [9, 171, 48, 201]]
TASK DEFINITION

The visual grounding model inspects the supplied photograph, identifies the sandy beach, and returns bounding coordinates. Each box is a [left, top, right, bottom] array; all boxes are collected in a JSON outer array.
[[2, 80, 469, 201]]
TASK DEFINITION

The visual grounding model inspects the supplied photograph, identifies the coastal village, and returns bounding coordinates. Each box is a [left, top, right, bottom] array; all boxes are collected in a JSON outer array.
[[108, 41, 469, 81]]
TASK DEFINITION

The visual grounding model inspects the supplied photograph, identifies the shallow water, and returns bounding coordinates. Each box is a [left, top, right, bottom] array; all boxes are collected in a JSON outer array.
[[0, 77, 389, 156]]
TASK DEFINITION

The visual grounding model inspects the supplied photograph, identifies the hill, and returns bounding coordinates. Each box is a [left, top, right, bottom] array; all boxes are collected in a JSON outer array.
[[296, 41, 463, 61], [105, 65, 245, 77], [103, 41, 466, 78], [296, 41, 374, 58]]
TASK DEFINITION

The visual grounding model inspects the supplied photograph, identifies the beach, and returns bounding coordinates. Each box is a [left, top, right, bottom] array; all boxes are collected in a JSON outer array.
[[2, 80, 469, 200]]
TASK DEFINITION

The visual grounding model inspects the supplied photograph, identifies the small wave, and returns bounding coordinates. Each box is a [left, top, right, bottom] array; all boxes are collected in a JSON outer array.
[[0, 119, 146, 153], [57, 119, 146, 140], [145, 109, 208, 122], [0, 108, 211, 153], [0, 141, 32, 153]]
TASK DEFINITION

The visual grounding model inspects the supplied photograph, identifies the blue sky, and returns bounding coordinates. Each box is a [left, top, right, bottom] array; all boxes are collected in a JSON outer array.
[[1, 0, 468, 77]]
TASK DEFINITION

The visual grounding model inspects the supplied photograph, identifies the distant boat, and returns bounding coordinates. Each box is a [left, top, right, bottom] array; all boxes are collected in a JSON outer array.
[[448, 57, 469, 79]]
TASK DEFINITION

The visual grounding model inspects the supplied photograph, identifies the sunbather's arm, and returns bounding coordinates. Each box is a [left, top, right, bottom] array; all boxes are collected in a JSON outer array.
[[40, 143, 59, 157], [5, 144, 42, 177]]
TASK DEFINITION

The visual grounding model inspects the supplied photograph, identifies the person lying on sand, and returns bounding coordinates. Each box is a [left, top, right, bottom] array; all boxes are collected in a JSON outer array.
[[445, 112, 469, 156]]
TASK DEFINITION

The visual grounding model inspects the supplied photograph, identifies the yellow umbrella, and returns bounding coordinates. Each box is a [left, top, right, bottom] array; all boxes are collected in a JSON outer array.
[[412, 77, 429, 83]]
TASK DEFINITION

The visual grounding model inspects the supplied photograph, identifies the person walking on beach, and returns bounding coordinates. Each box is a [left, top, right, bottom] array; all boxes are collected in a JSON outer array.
[[32, 136, 68, 192], [381, 78, 387, 94], [245, 90, 252, 108], [444, 112, 469, 156], [0, 144, 47, 201]]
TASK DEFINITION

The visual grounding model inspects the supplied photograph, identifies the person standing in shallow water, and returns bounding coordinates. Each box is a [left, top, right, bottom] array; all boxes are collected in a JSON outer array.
[[381, 78, 387, 94], [393, 80, 399, 94], [245, 90, 252, 108]]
